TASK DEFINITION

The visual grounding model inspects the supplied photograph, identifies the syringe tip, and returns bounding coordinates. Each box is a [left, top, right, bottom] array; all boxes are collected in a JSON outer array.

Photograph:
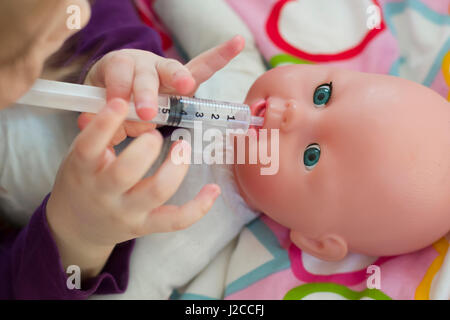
[[250, 116, 264, 127]]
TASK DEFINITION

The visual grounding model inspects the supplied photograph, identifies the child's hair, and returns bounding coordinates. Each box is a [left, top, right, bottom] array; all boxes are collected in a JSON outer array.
[[42, 33, 92, 83]]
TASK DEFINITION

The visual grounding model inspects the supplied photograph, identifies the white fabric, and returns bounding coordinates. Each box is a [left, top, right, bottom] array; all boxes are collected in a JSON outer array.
[[0, 106, 78, 225]]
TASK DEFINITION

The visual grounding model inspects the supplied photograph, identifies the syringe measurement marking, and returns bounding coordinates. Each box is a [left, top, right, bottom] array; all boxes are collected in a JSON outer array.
[[161, 107, 239, 121], [163, 97, 249, 124]]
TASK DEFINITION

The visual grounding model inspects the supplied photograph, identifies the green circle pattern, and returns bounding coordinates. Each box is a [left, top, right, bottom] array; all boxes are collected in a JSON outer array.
[[283, 283, 392, 300]]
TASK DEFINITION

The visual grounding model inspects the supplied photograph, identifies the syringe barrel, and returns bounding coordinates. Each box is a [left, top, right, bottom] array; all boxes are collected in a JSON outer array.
[[154, 95, 251, 132], [16, 79, 253, 132]]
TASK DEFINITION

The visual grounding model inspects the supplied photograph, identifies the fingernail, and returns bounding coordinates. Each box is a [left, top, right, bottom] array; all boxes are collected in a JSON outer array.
[[136, 104, 157, 121], [207, 184, 221, 197]]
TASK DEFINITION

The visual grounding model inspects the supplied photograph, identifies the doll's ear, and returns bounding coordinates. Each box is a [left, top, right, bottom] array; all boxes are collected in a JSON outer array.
[[290, 230, 348, 262]]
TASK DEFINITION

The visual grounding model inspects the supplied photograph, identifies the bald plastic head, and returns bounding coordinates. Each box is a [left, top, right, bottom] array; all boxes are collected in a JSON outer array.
[[234, 65, 450, 260]]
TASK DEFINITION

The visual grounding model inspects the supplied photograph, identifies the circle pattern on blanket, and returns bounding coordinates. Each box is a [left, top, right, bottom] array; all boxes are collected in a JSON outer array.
[[288, 244, 394, 286], [283, 283, 391, 300], [266, 0, 385, 62]]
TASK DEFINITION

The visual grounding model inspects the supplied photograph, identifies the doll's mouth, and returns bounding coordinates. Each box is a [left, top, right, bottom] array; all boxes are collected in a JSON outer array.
[[255, 102, 266, 118], [249, 99, 266, 132], [250, 97, 288, 131], [251, 99, 267, 120]]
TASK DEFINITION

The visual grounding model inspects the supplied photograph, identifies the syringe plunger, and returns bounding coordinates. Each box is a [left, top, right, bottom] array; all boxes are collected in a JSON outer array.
[[16, 79, 263, 133]]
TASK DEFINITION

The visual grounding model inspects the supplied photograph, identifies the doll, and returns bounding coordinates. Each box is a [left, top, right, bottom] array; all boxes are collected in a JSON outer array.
[[234, 64, 450, 261]]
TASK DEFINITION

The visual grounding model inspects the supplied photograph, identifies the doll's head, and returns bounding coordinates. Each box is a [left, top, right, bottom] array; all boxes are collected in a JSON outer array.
[[234, 64, 450, 261]]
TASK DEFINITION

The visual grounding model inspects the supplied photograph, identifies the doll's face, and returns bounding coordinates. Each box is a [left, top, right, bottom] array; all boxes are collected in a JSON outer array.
[[234, 65, 450, 260]]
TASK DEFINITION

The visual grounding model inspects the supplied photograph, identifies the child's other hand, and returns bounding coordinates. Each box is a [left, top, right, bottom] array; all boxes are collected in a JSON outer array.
[[79, 35, 245, 146], [47, 98, 220, 278]]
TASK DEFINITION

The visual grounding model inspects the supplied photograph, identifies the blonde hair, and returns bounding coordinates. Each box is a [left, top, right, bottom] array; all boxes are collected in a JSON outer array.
[[42, 36, 91, 83]]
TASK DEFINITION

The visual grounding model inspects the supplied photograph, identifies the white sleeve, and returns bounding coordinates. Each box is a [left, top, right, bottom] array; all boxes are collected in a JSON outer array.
[[0, 105, 78, 226]]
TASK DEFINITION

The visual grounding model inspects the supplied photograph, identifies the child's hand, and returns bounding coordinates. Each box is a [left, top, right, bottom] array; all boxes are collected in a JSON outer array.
[[46, 98, 220, 279], [78, 35, 245, 145]]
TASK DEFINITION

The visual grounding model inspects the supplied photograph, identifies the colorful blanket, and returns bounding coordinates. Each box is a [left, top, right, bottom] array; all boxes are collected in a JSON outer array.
[[137, 0, 450, 300], [180, 217, 449, 300], [225, 0, 449, 99]]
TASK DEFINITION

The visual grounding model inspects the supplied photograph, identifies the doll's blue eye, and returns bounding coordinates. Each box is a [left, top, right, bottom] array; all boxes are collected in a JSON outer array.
[[313, 83, 332, 107], [304, 144, 320, 170]]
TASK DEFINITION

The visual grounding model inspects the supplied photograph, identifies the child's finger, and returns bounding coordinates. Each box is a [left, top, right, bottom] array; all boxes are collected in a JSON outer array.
[[86, 52, 135, 101], [110, 126, 128, 147], [141, 184, 221, 234], [156, 58, 195, 95], [77, 112, 95, 131], [124, 140, 191, 210], [78, 113, 129, 146], [185, 35, 245, 86], [72, 98, 129, 166], [123, 121, 157, 138], [103, 53, 135, 101], [133, 58, 161, 121], [100, 130, 163, 193]]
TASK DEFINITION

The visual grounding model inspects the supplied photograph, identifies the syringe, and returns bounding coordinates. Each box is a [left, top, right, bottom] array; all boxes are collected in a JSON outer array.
[[16, 79, 264, 133]]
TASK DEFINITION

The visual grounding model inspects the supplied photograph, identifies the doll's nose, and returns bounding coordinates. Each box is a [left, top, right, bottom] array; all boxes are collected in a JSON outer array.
[[280, 99, 301, 132]]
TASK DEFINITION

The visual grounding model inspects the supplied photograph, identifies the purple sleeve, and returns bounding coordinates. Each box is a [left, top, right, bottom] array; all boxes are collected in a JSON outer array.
[[63, 0, 164, 83], [0, 195, 135, 299]]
